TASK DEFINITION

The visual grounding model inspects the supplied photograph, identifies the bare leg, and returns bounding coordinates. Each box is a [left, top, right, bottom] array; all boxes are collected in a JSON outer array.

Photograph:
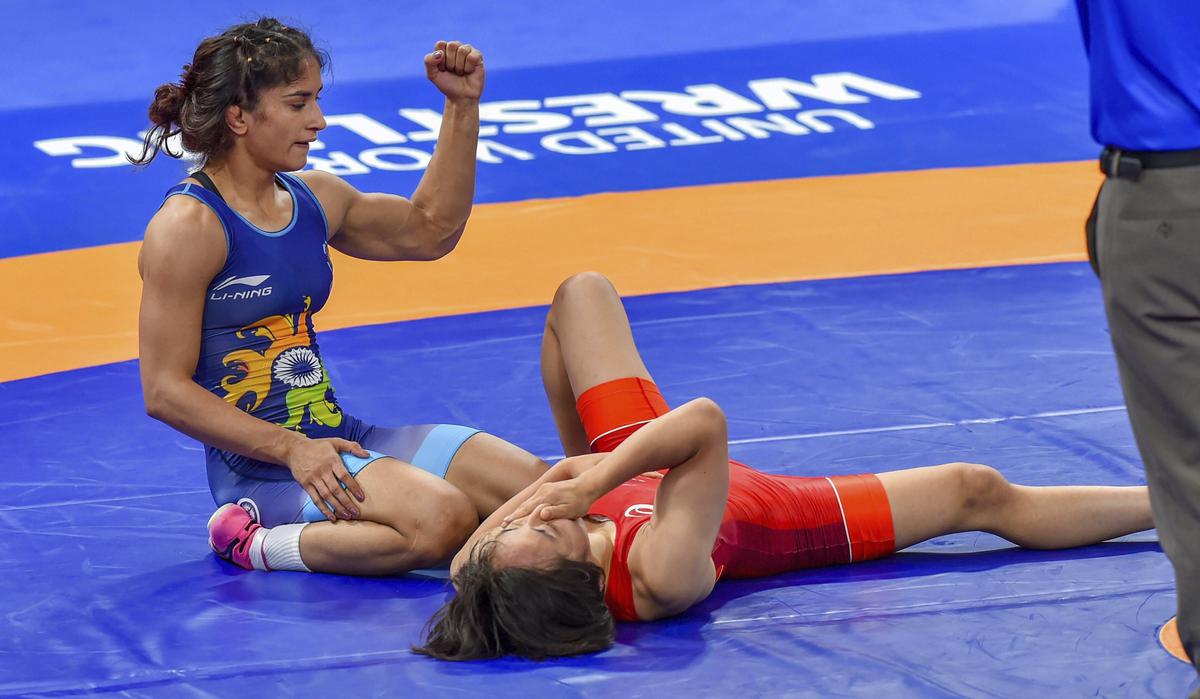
[[299, 458, 477, 574], [302, 434, 548, 573], [542, 272, 656, 454], [877, 462, 1154, 550], [444, 433, 549, 518], [542, 323, 592, 456]]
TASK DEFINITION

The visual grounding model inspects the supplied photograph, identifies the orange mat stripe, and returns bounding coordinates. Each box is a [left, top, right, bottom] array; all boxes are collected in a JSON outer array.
[[1160, 617, 1192, 664], [0, 160, 1100, 383]]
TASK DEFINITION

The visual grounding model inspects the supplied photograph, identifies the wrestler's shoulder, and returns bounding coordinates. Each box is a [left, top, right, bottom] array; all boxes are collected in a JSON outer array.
[[293, 169, 355, 197], [144, 188, 225, 257]]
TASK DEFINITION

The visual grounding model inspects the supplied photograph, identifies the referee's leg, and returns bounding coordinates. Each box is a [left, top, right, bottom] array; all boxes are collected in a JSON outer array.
[[1096, 167, 1200, 690]]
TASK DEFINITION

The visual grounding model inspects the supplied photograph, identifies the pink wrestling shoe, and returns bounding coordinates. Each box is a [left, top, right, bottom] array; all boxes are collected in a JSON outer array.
[[207, 502, 264, 570]]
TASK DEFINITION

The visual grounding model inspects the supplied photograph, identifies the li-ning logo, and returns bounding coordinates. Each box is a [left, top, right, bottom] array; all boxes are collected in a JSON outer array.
[[210, 274, 273, 301], [623, 503, 654, 518]]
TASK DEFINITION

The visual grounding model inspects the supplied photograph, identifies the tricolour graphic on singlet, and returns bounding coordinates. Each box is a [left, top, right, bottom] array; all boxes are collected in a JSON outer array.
[[163, 172, 345, 441], [217, 295, 343, 431]]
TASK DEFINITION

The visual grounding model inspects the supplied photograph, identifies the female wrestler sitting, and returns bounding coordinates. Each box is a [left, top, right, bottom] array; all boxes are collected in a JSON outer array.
[[414, 272, 1154, 660], [136, 19, 545, 576]]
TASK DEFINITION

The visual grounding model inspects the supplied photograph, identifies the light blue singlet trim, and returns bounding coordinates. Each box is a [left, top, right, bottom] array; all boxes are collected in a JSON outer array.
[[229, 175, 300, 237], [282, 172, 330, 239], [162, 184, 233, 255], [410, 424, 481, 479], [299, 425, 481, 522], [301, 449, 389, 522]]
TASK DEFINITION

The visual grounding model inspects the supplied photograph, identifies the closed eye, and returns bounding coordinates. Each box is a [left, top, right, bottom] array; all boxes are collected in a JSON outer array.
[[496, 525, 554, 541]]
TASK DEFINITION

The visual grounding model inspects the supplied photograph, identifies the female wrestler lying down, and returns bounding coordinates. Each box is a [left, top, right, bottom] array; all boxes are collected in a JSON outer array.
[[415, 272, 1153, 660]]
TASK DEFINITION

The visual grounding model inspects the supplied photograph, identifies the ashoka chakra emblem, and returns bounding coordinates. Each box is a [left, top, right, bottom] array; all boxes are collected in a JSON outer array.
[[273, 347, 324, 388]]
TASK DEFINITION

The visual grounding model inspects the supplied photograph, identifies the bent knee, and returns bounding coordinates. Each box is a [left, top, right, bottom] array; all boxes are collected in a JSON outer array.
[[552, 271, 618, 311], [407, 489, 478, 562], [950, 462, 1009, 515]]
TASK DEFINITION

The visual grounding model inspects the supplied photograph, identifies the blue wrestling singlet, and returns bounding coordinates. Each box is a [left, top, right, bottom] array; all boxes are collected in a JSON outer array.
[[160, 172, 479, 526]]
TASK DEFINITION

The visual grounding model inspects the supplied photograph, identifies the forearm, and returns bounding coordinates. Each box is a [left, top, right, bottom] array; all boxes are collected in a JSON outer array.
[[410, 98, 479, 240], [453, 461, 568, 573], [144, 377, 303, 467], [452, 453, 607, 573], [579, 400, 716, 500]]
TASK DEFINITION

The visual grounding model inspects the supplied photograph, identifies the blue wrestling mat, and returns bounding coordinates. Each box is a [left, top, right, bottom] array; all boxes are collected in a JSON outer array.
[[1, 265, 1182, 696], [1, 1, 1194, 696]]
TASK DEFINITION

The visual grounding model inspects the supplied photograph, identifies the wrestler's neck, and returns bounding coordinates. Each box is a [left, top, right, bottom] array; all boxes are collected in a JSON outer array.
[[584, 517, 617, 581], [204, 151, 284, 207]]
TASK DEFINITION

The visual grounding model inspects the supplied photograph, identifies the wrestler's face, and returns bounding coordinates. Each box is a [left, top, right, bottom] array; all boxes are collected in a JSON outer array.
[[240, 55, 326, 172], [487, 514, 592, 569]]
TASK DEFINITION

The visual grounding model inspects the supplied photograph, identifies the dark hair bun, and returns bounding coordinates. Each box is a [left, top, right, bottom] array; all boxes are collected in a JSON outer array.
[[148, 82, 186, 126]]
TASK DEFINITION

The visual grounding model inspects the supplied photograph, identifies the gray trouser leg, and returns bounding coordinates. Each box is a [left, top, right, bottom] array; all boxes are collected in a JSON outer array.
[[1093, 165, 1200, 692]]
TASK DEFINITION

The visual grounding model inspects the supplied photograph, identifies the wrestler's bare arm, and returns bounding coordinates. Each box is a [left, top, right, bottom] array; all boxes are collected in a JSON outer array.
[[625, 399, 729, 619], [502, 399, 731, 617], [139, 198, 298, 463], [450, 453, 608, 576], [298, 42, 482, 262]]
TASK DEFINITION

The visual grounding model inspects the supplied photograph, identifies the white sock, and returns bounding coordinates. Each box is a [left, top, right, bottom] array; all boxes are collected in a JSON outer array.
[[249, 523, 311, 572]]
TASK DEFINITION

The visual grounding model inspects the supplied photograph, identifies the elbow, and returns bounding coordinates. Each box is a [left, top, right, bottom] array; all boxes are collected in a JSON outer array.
[[432, 222, 467, 260], [423, 239, 457, 261], [409, 200, 470, 260], [143, 394, 166, 422], [408, 231, 459, 261], [141, 381, 174, 422], [144, 402, 167, 423], [416, 216, 467, 261], [690, 397, 728, 439]]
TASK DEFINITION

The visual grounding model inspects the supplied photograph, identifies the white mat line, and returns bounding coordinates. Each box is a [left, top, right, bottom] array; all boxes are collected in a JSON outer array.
[[539, 405, 1127, 461], [729, 405, 1127, 446], [711, 579, 1168, 626], [0, 489, 209, 512]]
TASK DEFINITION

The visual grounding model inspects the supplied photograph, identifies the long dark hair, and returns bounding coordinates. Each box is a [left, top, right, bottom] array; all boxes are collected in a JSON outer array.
[[130, 17, 329, 168], [414, 539, 615, 661]]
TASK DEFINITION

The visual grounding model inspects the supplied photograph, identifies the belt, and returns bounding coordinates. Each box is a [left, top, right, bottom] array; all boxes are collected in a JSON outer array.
[[1100, 145, 1200, 180]]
